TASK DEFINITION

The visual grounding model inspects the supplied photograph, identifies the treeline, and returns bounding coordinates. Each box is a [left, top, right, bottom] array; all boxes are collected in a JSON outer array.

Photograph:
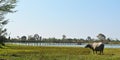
[[5, 33, 120, 44]]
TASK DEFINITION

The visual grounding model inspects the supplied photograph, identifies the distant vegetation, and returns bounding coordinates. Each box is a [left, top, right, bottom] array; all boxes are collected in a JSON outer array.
[[5, 33, 120, 44]]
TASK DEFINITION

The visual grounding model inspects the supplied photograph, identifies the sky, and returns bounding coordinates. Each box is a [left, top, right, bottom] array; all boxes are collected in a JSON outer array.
[[6, 0, 120, 39]]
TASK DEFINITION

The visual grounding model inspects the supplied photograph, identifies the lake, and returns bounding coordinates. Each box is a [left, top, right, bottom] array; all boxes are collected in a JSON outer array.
[[7, 42, 120, 48]]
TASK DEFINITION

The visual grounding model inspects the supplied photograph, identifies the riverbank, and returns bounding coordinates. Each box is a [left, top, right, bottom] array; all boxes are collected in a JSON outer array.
[[6, 42, 120, 48], [0, 44, 120, 60]]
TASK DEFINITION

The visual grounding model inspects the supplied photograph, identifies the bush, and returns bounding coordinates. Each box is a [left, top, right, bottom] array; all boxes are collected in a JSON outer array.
[[0, 36, 7, 46]]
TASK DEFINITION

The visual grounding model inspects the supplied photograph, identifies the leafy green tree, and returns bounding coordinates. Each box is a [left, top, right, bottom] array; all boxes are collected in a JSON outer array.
[[107, 38, 111, 42], [97, 33, 106, 41], [21, 36, 27, 41], [86, 36, 91, 40], [0, 0, 17, 46], [34, 34, 40, 41], [28, 35, 35, 41], [62, 35, 66, 40]]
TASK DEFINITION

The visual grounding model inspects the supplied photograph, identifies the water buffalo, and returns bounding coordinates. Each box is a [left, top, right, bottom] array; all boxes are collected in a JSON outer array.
[[85, 42, 104, 54]]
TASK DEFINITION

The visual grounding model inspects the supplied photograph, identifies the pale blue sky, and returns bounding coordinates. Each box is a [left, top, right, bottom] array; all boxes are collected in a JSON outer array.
[[6, 0, 120, 39]]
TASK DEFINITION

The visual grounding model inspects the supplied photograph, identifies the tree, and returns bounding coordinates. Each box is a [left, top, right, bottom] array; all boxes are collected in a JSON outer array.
[[97, 33, 106, 41], [107, 38, 111, 42], [21, 36, 27, 41], [34, 34, 40, 41], [0, 36, 7, 46], [0, 0, 17, 46], [28, 35, 34, 41], [62, 35, 66, 40], [86, 36, 91, 40]]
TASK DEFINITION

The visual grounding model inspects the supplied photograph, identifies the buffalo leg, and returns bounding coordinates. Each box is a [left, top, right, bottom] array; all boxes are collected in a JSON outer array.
[[96, 51, 97, 54]]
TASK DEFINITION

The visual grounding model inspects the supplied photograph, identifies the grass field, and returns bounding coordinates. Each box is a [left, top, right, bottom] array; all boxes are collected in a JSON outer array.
[[0, 44, 120, 60]]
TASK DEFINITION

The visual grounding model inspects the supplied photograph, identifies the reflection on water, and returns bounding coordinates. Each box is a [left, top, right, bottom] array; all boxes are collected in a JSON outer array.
[[6, 42, 120, 48]]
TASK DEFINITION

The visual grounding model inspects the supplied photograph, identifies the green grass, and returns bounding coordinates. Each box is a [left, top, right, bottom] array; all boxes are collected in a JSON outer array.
[[0, 44, 120, 60]]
